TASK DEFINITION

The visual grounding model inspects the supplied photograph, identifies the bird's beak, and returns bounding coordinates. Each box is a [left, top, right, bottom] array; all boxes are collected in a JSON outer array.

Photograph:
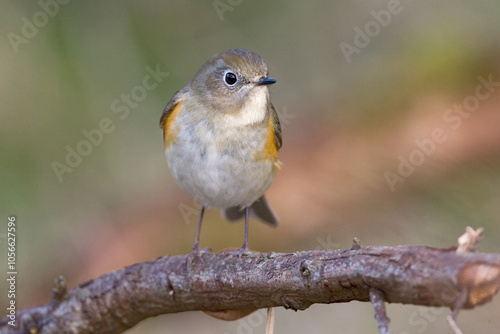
[[256, 77, 277, 86]]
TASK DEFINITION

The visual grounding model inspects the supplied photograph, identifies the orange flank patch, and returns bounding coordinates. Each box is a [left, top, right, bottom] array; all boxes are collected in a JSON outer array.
[[259, 118, 281, 170], [162, 103, 181, 148]]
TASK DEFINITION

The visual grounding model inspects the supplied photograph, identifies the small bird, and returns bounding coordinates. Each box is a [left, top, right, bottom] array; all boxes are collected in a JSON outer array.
[[160, 48, 282, 253]]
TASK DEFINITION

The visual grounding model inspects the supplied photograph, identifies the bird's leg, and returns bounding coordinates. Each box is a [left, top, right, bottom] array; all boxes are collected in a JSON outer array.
[[191, 205, 205, 253], [237, 206, 250, 254]]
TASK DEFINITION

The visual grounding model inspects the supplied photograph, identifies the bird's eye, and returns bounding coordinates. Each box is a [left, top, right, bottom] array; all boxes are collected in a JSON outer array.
[[224, 72, 238, 86]]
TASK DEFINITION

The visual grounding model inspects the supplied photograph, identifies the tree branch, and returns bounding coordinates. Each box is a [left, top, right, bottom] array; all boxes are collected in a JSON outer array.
[[2, 240, 500, 333]]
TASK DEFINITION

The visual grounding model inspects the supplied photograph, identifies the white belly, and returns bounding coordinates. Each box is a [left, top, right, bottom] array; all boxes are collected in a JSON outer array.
[[166, 121, 275, 208]]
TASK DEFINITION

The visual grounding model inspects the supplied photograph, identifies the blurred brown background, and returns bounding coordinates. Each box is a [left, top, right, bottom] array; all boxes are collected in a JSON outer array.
[[1, 1, 500, 333]]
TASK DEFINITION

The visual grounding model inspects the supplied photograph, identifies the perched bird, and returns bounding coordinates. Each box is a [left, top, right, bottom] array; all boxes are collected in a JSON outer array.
[[160, 48, 281, 253]]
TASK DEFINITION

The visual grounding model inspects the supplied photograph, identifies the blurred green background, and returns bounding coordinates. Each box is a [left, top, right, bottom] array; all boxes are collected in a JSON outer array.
[[2, 1, 500, 333]]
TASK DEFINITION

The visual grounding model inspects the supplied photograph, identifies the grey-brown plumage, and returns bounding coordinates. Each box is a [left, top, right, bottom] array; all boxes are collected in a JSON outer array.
[[160, 49, 281, 252]]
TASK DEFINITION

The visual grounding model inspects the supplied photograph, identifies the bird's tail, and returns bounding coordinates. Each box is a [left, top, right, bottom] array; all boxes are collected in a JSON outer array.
[[221, 195, 279, 227]]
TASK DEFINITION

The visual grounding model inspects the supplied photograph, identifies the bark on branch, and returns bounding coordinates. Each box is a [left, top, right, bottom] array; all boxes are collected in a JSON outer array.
[[2, 240, 500, 333]]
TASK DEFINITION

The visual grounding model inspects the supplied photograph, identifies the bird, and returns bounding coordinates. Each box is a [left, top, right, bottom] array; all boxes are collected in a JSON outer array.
[[160, 48, 281, 253]]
